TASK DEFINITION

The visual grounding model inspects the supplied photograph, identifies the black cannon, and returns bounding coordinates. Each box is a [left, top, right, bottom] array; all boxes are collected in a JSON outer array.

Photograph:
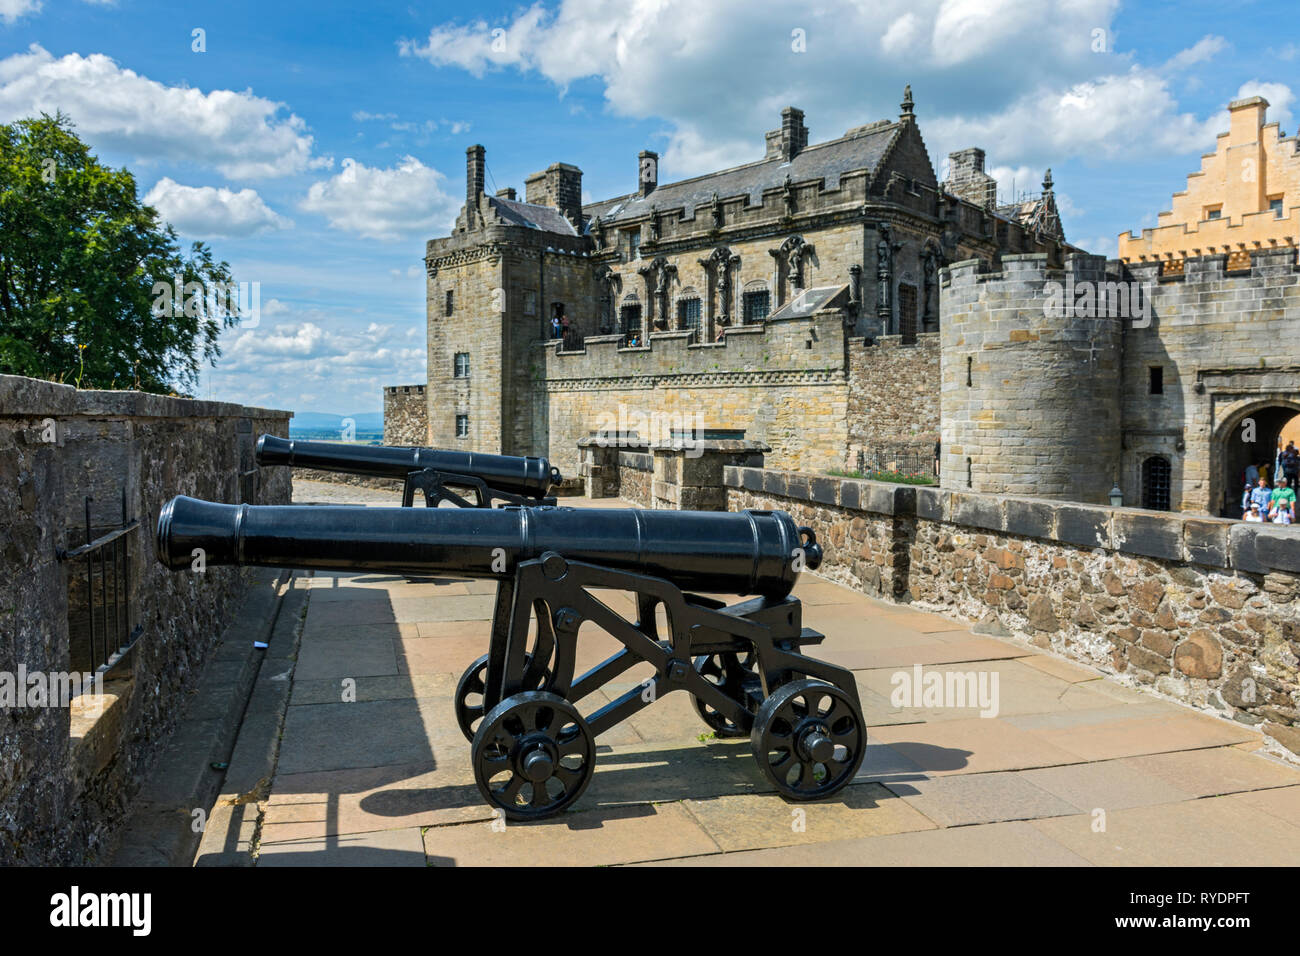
[[156, 496, 867, 820], [255, 434, 561, 508]]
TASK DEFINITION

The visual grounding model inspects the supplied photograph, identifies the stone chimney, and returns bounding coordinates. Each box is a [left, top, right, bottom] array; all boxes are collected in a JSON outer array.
[[944, 148, 998, 210], [638, 150, 658, 197], [525, 162, 584, 224], [466, 144, 485, 225], [495, 187, 517, 201], [765, 107, 808, 161]]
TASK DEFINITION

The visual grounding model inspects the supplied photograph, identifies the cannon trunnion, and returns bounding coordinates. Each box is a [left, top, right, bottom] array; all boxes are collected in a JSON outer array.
[[255, 433, 561, 508], [156, 496, 866, 820]]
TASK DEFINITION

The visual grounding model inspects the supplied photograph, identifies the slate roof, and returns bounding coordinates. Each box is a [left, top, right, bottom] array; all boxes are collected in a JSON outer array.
[[489, 195, 578, 235], [583, 121, 901, 228], [767, 285, 850, 321]]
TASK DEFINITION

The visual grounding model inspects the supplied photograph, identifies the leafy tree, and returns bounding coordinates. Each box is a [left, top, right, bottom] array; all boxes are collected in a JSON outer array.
[[0, 112, 241, 394]]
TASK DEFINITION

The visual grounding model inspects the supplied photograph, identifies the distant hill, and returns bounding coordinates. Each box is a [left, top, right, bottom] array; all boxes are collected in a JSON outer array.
[[290, 411, 383, 436]]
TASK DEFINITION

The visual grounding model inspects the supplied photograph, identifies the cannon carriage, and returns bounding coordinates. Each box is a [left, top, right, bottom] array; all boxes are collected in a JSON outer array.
[[156, 497, 867, 820], [255, 434, 562, 508]]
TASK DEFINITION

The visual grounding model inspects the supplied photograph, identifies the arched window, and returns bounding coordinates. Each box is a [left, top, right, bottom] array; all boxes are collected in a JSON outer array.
[[676, 288, 701, 339], [1142, 456, 1171, 511]]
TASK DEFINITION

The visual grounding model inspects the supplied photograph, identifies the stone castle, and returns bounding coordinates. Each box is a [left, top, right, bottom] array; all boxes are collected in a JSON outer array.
[[395, 91, 1300, 518]]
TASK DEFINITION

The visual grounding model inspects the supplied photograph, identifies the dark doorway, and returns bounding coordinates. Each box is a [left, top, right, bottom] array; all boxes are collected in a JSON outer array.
[[1141, 456, 1171, 511], [1219, 404, 1300, 516]]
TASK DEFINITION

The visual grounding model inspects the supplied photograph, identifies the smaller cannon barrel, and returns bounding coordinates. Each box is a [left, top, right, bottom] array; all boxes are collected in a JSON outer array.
[[255, 434, 560, 499], [157, 496, 822, 599]]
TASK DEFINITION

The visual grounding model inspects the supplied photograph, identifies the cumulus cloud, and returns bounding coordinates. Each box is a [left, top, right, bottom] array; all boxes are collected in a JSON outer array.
[[401, 1, 1288, 186], [208, 309, 427, 412], [144, 178, 292, 238], [0, 0, 40, 24], [300, 155, 459, 240], [0, 45, 331, 178]]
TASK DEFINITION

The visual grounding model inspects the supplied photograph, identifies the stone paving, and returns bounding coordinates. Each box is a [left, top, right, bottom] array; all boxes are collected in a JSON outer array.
[[246, 480, 1300, 866]]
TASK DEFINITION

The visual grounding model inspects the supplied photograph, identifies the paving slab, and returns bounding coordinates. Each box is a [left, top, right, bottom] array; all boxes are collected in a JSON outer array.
[[883, 771, 1081, 827], [1016, 654, 1107, 683], [869, 718, 1082, 775], [290, 674, 455, 705], [1119, 746, 1300, 797], [682, 783, 936, 852], [1019, 759, 1196, 812], [641, 819, 1092, 866], [423, 802, 721, 867], [256, 826, 429, 867], [1028, 796, 1300, 866], [1026, 713, 1259, 763]]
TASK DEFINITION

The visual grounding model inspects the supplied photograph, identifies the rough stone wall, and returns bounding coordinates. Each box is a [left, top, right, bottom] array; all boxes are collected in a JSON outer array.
[[847, 332, 940, 467], [723, 466, 1300, 759], [426, 252, 503, 452], [940, 253, 1123, 502], [617, 452, 652, 507], [0, 374, 291, 864], [384, 385, 428, 446], [1118, 249, 1300, 514]]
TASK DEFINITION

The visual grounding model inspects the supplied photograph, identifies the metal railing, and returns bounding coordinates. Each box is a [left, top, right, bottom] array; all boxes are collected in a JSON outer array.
[[57, 490, 141, 676], [855, 446, 938, 480]]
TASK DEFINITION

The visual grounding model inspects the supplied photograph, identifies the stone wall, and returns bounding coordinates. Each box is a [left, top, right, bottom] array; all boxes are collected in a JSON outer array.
[[847, 332, 940, 467], [541, 311, 849, 477], [0, 374, 291, 864], [723, 466, 1300, 759], [617, 452, 652, 508], [384, 384, 428, 446]]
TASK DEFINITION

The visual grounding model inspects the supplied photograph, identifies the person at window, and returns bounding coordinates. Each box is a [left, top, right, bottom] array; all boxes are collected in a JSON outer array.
[[714, 327, 725, 343], [1268, 475, 1296, 522], [561, 312, 571, 338], [551, 316, 561, 339], [1248, 475, 1273, 519], [1245, 503, 1264, 522]]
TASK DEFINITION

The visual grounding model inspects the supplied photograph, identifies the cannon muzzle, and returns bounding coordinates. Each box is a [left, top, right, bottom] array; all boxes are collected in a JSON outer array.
[[255, 434, 560, 500], [157, 496, 822, 599]]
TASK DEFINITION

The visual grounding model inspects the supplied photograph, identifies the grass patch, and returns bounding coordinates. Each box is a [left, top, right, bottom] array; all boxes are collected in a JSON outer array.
[[828, 469, 937, 486]]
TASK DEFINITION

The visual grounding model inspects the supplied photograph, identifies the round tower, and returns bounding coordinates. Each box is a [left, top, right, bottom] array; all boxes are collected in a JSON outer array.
[[939, 253, 1123, 502]]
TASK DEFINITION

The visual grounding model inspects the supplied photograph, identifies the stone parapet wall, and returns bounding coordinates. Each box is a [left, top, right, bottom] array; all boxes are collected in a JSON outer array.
[[383, 384, 429, 446], [0, 374, 291, 864], [723, 465, 1300, 759]]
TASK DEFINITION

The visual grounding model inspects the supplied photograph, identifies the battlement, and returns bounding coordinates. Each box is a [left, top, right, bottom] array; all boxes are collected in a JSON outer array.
[[939, 252, 1114, 289], [539, 310, 848, 385]]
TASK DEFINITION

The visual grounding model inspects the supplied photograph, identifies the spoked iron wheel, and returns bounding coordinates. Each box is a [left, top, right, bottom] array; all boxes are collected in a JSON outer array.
[[750, 679, 865, 800], [454, 653, 552, 742], [471, 691, 595, 821], [691, 650, 757, 737]]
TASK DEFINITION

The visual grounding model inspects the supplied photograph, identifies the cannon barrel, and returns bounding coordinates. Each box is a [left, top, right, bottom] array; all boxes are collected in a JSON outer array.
[[255, 434, 560, 498], [157, 496, 822, 599]]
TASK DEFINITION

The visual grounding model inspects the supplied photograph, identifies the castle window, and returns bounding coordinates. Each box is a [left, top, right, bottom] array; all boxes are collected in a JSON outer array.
[[523, 290, 537, 315], [454, 352, 469, 378], [1141, 456, 1171, 511], [620, 302, 642, 345], [1204, 205, 1222, 221], [898, 284, 918, 345], [445, 289, 454, 316], [624, 229, 640, 262], [455, 414, 469, 439], [966, 356, 973, 387], [1270, 197, 1284, 218], [1149, 366, 1163, 395], [677, 297, 701, 338], [742, 290, 770, 323]]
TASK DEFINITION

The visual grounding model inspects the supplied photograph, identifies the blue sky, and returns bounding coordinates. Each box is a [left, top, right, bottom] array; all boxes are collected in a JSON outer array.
[[1, 0, 1295, 416]]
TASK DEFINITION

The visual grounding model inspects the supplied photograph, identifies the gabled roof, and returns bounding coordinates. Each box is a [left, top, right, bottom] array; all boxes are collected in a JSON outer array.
[[488, 195, 578, 235], [767, 284, 850, 320], [584, 121, 901, 226]]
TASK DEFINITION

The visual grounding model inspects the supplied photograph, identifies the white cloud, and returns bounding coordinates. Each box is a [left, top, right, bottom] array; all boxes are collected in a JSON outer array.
[[0, 44, 330, 178], [144, 177, 293, 238], [1232, 80, 1294, 131], [353, 110, 398, 121], [401, 1, 1281, 185], [0, 0, 40, 25], [207, 309, 427, 413], [300, 155, 459, 240]]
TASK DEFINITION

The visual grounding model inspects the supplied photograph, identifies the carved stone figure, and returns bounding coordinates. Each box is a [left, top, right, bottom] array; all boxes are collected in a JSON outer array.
[[782, 176, 795, 218], [710, 192, 723, 230]]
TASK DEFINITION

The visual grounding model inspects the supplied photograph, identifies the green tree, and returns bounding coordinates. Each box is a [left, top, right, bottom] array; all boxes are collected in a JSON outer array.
[[0, 112, 240, 393]]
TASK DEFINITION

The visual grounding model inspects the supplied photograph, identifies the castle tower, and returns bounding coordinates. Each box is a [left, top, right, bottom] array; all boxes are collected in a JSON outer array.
[[939, 253, 1123, 502]]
